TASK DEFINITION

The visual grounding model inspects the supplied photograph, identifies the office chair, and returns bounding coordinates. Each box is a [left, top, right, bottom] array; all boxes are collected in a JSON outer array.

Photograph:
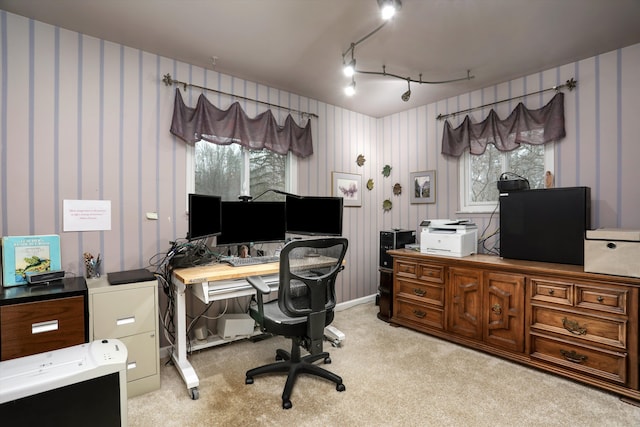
[[244, 237, 348, 409]]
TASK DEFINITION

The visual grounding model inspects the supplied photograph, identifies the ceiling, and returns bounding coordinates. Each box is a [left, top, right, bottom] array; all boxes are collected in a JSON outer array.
[[2, 0, 640, 118]]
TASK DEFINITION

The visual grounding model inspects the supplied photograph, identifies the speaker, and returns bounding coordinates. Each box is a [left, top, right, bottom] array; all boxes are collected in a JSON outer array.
[[380, 230, 416, 268]]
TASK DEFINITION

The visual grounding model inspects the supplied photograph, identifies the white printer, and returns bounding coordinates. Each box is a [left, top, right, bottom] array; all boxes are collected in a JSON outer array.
[[420, 219, 478, 257]]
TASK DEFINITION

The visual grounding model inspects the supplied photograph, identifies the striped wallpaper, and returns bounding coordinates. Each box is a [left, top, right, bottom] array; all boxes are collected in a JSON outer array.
[[2, 10, 640, 310]]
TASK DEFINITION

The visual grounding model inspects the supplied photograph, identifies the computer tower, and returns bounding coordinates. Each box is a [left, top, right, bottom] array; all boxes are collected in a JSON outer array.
[[380, 230, 416, 268]]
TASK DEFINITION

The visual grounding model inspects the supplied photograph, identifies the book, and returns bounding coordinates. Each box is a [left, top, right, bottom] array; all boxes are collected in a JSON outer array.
[[1, 235, 62, 287]]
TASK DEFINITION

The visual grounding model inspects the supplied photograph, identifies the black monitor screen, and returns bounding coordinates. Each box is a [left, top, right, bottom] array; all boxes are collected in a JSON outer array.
[[217, 201, 286, 246], [188, 193, 222, 241], [285, 195, 343, 236]]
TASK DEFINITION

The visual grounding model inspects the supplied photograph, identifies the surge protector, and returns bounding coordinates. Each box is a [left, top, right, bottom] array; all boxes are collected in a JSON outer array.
[[324, 325, 345, 347]]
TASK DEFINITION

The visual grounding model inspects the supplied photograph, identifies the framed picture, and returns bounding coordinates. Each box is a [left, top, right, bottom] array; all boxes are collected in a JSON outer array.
[[332, 172, 362, 207], [410, 170, 436, 204]]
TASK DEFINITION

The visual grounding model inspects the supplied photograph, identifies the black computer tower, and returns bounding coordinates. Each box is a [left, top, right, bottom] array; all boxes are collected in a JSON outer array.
[[380, 230, 416, 268]]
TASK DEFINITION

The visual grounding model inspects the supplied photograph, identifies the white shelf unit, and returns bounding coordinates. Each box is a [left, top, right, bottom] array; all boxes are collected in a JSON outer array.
[[86, 276, 160, 398]]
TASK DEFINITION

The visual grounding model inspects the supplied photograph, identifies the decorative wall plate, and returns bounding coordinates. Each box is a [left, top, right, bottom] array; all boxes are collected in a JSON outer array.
[[382, 165, 392, 177], [366, 178, 374, 190], [393, 183, 402, 195], [356, 154, 366, 167], [383, 199, 392, 211]]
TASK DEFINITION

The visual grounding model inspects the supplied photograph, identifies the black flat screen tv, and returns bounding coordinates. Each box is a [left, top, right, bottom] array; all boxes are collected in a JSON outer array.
[[285, 195, 343, 236], [217, 201, 286, 246], [187, 193, 222, 241], [499, 186, 591, 265]]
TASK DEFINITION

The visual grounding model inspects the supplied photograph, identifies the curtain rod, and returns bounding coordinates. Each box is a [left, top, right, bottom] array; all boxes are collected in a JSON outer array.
[[162, 73, 318, 119], [436, 78, 577, 121]]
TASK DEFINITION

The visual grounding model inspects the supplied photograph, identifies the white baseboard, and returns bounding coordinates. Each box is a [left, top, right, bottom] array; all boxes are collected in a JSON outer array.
[[159, 294, 377, 359]]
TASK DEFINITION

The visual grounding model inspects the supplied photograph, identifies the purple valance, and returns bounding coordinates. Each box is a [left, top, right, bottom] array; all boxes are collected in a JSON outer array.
[[442, 92, 565, 157], [170, 89, 313, 158]]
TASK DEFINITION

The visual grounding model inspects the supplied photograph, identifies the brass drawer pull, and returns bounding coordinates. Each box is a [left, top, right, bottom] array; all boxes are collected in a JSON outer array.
[[491, 304, 502, 315], [413, 288, 426, 297], [560, 349, 588, 364], [562, 317, 587, 335], [412, 309, 426, 319]]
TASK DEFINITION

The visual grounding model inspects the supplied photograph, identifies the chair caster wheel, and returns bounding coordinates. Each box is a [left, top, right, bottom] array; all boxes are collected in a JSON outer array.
[[324, 356, 332, 364], [283, 399, 292, 409], [190, 387, 199, 400], [245, 377, 254, 384], [336, 383, 345, 392]]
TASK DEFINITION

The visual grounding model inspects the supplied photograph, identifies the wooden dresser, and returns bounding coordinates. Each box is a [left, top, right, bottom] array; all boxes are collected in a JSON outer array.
[[0, 277, 88, 361], [388, 250, 640, 402]]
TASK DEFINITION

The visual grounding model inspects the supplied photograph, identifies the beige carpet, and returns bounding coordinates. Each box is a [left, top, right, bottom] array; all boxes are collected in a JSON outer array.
[[128, 302, 640, 426]]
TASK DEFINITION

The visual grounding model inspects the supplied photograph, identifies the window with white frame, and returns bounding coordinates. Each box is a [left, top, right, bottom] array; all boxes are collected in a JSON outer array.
[[189, 141, 294, 202], [459, 143, 554, 213]]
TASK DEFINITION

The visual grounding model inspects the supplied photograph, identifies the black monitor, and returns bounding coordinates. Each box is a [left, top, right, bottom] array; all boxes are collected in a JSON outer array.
[[217, 201, 286, 246], [285, 195, 343, 236], [187, 193, 222, 241], [499, 186, 591, 265]]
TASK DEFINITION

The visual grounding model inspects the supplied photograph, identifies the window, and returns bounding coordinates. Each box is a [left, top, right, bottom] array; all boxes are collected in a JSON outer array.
[[459, 143, 554, 213], [189, 141, 295, 202]]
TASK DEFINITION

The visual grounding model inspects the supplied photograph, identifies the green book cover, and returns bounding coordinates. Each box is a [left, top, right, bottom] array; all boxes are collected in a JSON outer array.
[[1, 235, 62, 287]]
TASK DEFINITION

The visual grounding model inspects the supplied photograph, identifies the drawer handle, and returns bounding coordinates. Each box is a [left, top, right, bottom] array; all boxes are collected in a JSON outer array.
[[562, 317, 587, 335], [597, 296, 604, 302], [548, 289, 555, 295], [32, 320, 59, 334], [560, 349, 588, 364], [491, 304, 502, 315], [127, 361, 137, 370], [116, 316, 136, 326], [413, 288, 426, 297], [412, 309, 426, 319]]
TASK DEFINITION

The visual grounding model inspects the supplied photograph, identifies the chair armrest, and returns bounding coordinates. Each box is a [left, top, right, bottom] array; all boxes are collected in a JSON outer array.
[[246, 275, 272, 294]]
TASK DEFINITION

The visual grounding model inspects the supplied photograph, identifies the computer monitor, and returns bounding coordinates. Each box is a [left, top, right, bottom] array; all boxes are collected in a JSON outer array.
[[187, 193, 222, 241], [285, 195, 343, 236], [217, 201, 286, 246]]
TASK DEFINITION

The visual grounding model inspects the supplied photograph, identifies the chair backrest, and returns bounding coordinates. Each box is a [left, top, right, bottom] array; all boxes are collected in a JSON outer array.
[[277, 238, 348, 319]]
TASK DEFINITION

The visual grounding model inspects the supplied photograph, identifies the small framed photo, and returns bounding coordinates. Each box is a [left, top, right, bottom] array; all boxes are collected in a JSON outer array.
[[332, 172, 362, 207], [410, 170, 436, 204]]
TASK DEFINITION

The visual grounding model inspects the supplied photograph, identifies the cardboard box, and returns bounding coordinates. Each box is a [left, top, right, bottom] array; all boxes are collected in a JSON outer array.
[[584, 228, 640, 278]]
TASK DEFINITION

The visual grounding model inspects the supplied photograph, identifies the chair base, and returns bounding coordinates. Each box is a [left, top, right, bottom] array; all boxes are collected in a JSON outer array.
[[245, 339, 345, 409]]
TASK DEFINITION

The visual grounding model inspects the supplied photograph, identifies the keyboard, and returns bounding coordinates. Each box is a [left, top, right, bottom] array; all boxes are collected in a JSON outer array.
[[221, 255, 280, 267]]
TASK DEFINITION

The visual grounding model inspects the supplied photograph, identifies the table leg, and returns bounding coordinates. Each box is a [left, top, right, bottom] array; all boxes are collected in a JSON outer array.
[[171, 276, 200, 399]]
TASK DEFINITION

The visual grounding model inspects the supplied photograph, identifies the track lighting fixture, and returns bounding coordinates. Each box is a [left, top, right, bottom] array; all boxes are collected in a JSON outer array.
[[378, 0, 401, 20], [344, 78, 356, 96], [401, 78, 411, 102], [341, 0, 474, 101]]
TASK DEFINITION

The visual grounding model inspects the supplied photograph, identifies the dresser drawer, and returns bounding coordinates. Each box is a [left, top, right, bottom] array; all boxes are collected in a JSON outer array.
[[92, 286, 155, 338], [0, 296, 85, 360], [416, 263, 445, 284], [575, 283, 627, 315], [396, 278, 444, 307], [530, 333, 627, 385], [395, 259, 417, 278], [530, 306, 626, 349], [395, 299, 444, 330], [529, 277, 573, 306]]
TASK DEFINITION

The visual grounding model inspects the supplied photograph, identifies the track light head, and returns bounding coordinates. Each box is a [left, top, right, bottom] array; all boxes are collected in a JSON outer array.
[[378, 0, 401, 20], [343, 58, 356, 77], [344, 79, 356, 96], [401, 78, 411, 102]]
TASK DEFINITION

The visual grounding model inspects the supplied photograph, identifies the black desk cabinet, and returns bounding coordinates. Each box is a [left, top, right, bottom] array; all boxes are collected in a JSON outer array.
[[0, 277, 88, 361]]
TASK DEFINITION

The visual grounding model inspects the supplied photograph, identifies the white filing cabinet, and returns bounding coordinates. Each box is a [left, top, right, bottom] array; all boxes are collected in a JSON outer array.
[[86, 276, 160, 397]]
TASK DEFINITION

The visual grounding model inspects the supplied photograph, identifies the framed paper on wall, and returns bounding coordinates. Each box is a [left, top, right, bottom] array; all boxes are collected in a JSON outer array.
[[410, 170, 436, 204], [332, 172, 362, 207]]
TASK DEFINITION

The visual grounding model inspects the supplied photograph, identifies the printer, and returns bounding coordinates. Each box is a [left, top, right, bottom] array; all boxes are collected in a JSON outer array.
[[420, 219, 478, 257]]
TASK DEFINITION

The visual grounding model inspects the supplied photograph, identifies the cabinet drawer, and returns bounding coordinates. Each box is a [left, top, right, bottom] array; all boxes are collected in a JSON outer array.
[[416, 263, 445, 284], [530, 306, 626, 349], [530, 333, 627, 385], [93, 287, 155, 338], [529, 278, 573, 306], [395, 260, 417, 278], [120, 332, 158, 382], [396, 278, 444, 306], [575, 284, 627, 315], [0, 296, 85, 360], [395, 299, 444, 330]]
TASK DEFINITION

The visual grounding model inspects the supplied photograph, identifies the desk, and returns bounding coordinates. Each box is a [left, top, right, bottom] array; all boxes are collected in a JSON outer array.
[[171, 256, 338, 399]]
